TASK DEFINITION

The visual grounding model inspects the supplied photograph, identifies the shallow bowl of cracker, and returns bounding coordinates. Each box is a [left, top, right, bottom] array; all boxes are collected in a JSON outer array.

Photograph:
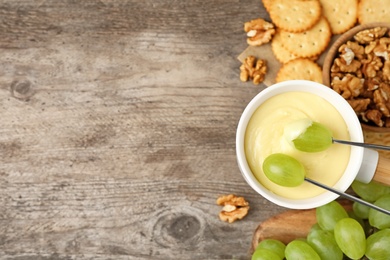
[[323, 23, 390, 132]]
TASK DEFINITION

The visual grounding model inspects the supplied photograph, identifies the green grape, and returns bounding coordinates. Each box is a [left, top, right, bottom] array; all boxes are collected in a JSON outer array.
[[309, 223, 322, 234], [351, 180, 390, 202], [262, 153, 305, 187], [348, 210, 370, 236], [307, 229, 343, 260], [334, 218, 366, 260], [316, 201, 349, 231], [255, 239, 285, 259], [366, 229, 390, 260], [252, 248, 282, 260], [285, 240, 321, 260], [353, 201, 370, 219], [291, 121, 333, 153], [368, 194, 390, 229]]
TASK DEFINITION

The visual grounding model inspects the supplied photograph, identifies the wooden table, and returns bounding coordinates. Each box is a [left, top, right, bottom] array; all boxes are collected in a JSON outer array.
[[0, 1, 283, 259]]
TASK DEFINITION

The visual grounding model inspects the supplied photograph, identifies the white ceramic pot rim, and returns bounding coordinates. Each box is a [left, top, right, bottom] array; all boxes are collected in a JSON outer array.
[[236, 80, 364, 209]]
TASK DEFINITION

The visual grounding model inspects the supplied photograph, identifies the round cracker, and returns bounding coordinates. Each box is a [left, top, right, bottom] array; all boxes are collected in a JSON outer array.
[[358, 0, 390, 24], [269, 0, 322, 33], [271, 30, 298, 63], [262, 0, 273, 12], [276, 58, 323, 83], [319, 0, 358, 34], [279, 16, 332, 58]]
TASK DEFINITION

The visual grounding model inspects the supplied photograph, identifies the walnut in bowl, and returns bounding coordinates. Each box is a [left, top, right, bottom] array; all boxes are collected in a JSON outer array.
[[323, 23, 390, 132]]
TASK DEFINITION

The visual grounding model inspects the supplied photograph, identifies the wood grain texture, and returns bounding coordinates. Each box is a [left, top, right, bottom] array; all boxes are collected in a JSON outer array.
[[0, 0, 279, 259]]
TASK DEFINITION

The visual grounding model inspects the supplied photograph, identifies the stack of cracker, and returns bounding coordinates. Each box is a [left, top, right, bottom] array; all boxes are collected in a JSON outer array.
[[240, 0, 390, 86], [269, 0, 357, 83]]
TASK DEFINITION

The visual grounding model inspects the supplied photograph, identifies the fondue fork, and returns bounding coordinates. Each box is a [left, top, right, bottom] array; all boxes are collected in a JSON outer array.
[[332, 138, 390, 151], [286, 119, 390, 152], [305, 177, 390, 216]]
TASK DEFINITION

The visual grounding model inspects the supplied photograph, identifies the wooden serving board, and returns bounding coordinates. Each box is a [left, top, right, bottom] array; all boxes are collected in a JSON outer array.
[[250, 200, 352, 253], [364, 130, 390, 159]]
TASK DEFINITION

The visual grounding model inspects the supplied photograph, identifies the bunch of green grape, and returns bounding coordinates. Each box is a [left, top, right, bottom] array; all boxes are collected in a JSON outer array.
[[252, 180, 390, 260]]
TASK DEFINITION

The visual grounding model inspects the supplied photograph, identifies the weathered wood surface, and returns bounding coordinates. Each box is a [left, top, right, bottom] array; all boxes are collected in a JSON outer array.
[[0, 1, 282, 259]]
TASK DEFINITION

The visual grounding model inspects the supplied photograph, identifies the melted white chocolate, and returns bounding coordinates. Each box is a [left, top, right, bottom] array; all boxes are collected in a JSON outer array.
[[283, 118, 313, 146], [244, 92, 350, 199]]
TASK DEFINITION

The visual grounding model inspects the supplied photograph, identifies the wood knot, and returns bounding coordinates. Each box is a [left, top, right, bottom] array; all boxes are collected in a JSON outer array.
[[10, 78, 35, 100], [167, 215, 201, 241], [152, 207, 205, 249]]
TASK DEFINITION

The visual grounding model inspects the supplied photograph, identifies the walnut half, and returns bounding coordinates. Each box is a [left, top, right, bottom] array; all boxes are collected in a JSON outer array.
[[331, 74, 364, 99], [217, 194, 249, 223], [329, 27, 390, 127], [240, 56, 267, 85], [354, 27, 388, 44], [244, 18, 275, 46]]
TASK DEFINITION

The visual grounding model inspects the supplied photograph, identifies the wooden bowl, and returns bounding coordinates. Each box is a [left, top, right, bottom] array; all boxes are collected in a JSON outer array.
[[322, 23, 390, 132]]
